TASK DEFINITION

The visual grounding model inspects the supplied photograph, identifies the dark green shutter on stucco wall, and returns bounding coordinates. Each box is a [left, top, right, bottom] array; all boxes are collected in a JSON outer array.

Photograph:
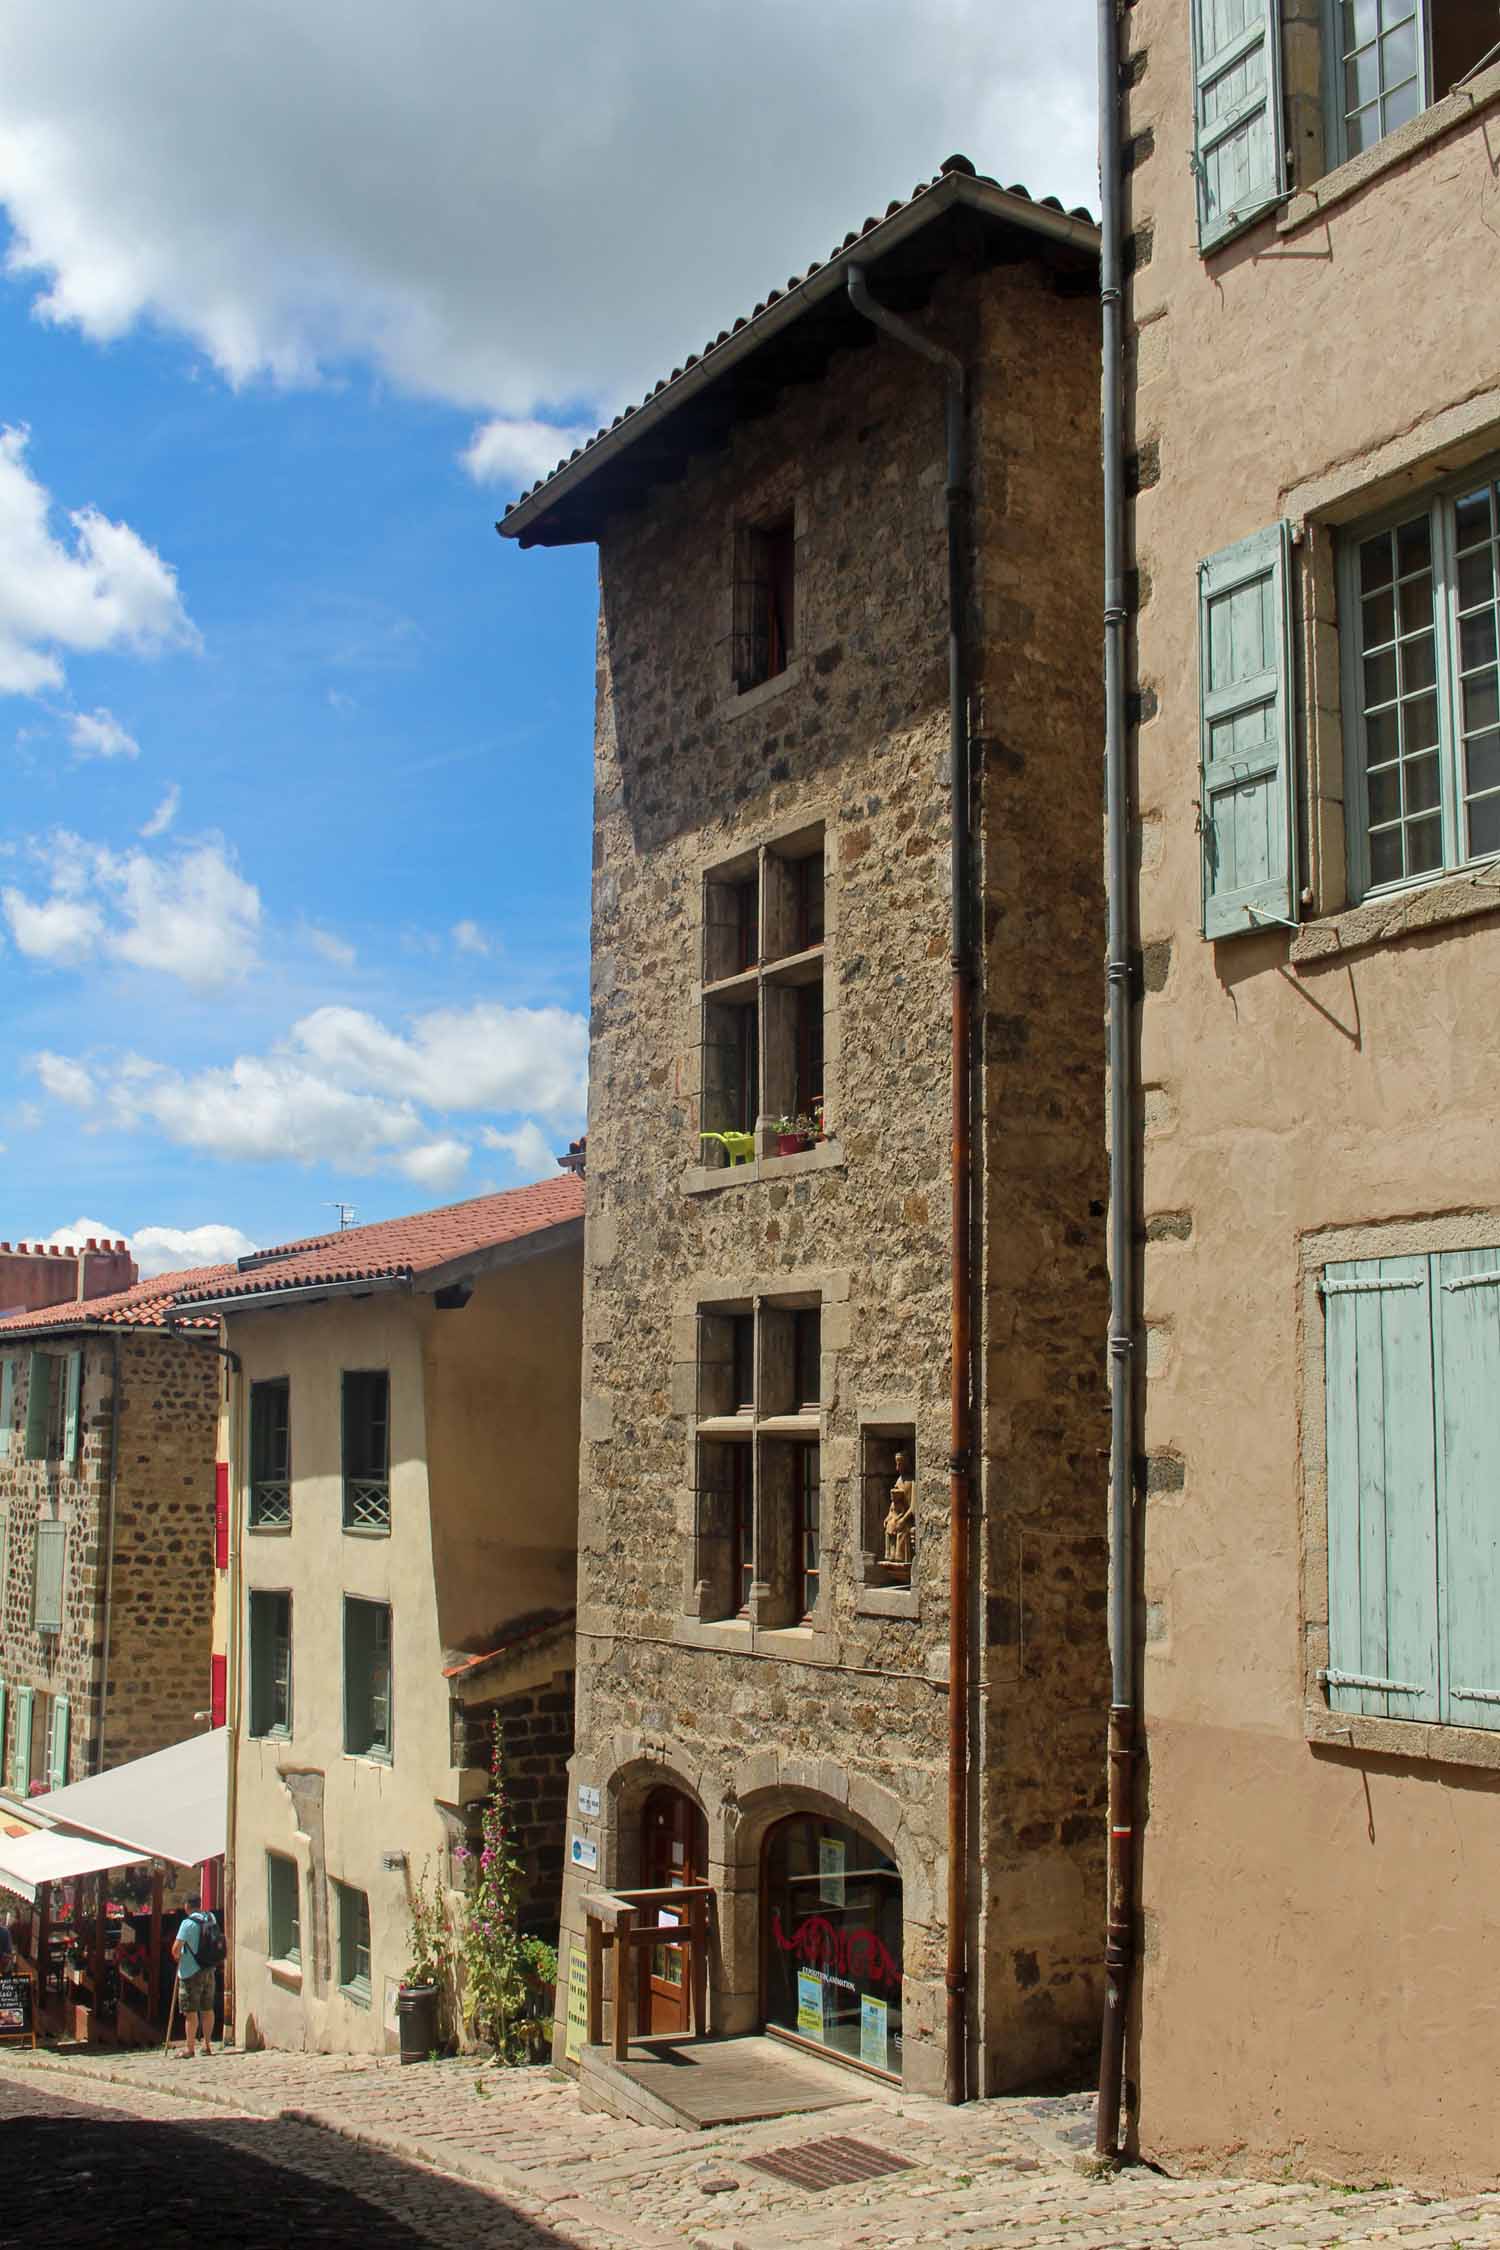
[[1198, 522, 1299, 938], [1192, 0, 1288, 248]]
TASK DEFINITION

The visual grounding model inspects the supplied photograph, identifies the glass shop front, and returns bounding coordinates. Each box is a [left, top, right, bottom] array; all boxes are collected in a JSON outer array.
[[763, 1812, 902, 2078]]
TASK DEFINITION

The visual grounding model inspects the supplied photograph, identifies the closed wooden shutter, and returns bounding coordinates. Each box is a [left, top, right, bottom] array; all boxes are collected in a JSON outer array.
[[210, 1652, 227, 1729], [1323, 1257, 1440, 1721], [0, 1682, 7, 1785], [0, 1359, 14, 1458], [32, 1522, 65, 1634], [1199, 523, 1298, 938], [63, 1350, 82, 1465], [24, 1353, 52, 1461], [46, 1695, 69, 1790], [1432, 1251, 1500, 1730], [1192, 0, 1286, 249], [214, 1462, 229, 1570], [10, 1686, 32, 1793]]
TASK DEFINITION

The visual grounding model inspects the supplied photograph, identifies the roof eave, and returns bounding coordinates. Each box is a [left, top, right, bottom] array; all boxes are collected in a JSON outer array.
[[178, 1271, 412, 1320], [499, 173, 1099, 547], [418, 1213, 585, 1299]]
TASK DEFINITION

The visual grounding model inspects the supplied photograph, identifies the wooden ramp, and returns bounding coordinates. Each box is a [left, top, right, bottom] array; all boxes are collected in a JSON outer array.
[[577, 2033, 867, 2132]]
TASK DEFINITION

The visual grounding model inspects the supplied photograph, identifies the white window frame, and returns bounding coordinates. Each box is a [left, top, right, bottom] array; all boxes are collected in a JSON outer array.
[[1340, 458, 1500, 902], [1321, 0, 1430, 166]]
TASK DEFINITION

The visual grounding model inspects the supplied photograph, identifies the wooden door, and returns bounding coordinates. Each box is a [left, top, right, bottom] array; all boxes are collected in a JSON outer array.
[[639, 1788, 707, 2036]]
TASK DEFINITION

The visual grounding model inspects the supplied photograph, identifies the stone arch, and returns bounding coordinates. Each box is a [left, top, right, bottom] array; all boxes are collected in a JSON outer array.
[[727, 1748, 932, 1925]]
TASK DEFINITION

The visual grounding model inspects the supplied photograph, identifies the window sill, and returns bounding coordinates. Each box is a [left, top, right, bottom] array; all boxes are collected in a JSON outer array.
[[268, 1957, 303, 1989], [671, 1614, 833, 1663], [343, 1751, 393, 1769], [854, 1583, 920, 1621], [682, 1135, 845, 1198], [249, 1729, 292, 1746], [673, 1616, 753, 1654], [1307, 1699, 1500, 1773], [1290, 867, 1500, 966], [248, 1524, 292, 1538], [1278, 59, 1500, 238], [341, 1524, 392, 1539], [722, 660, 802, 721], [340, 1979, 372, 2010]]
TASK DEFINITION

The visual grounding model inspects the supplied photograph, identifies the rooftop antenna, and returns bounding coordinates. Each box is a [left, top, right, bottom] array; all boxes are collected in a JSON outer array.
[[327, 1201, 358, 1232]]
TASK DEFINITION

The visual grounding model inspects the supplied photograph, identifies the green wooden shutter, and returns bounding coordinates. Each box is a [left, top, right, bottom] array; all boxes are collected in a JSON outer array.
[[63, 1350, 82, 1465], [46, 1695, 69, 1790], [0, 1682, 8, 1787], [10, 1686, 33, 1793], [1432, 1250, 1500, 1731], [1199, 523, 1298, 938], [0, 1359, 14, 1458], [1324, 1256, 1440, 1722], [1192, 0, 1287, 249], [24, 1353, 52, 1461], [32, 1522, 65, 1633]]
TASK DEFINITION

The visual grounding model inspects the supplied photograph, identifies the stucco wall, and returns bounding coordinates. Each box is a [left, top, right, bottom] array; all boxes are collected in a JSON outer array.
[[1124, 0, 1500, 2186], [556, 250, 1106, 2098]]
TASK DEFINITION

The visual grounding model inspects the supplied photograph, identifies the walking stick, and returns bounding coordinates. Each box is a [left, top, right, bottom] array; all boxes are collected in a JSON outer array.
[[162, 1977, 179, 2057]]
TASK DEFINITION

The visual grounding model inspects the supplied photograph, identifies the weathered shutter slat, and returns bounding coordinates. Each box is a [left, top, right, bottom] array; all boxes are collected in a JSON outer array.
[[1432, 1248, 1500, 1731], [11, 1685, 33, 1793], [1324, 1255, 1440, 1722], [24, 1353, 51, 1461], [1192, 0, 1287, 249], [47, 1696, 69, 1790], [1199, 523, 1298, 939], [0, 1682, 7, 1787], [33, 1522, 65, 1634], [0, 1360, 14, 1458], [63, 1350, 82, 1465]]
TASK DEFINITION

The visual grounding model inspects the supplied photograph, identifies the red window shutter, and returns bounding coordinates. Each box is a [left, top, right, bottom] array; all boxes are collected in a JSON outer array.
[[214, 1462, 229, 1570], [210, 1653, 227, 1729]]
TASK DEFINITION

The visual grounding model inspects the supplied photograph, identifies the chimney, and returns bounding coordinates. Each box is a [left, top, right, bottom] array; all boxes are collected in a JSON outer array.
[[0, 1238, 137, 1319]]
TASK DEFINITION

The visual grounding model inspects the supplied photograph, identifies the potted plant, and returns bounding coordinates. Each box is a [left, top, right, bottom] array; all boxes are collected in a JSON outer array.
[[772, 1112, 816, 1156], [518, 1934, 558, 2062], [397, 1861, 452, 2064]]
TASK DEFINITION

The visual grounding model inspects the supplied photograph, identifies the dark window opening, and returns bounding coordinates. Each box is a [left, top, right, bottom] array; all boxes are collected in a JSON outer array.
[[1434, 0, 1498, 94], [702, 997, 759, 1152], [793, 981, 824, 1122], [344, 1596, 393, 1761], [734, 516, 796, 692], [249, 1379, 291, 1530], [731, 1314, 756, 1414], [793, 1444, 821, 1619], [793, 1309, 821, 1413], [731, 1446, 755, 1615], [342, 1370, 390, 1531], [248, 1590, 292, 1738], [732, 877, 759, 970], [793, 852, 825, 951]]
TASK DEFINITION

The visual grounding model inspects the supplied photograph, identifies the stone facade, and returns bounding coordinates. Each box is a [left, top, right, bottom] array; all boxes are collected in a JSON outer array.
[[541, 229, 1107, 2100], [0, 1327, 219, 1793], [1122, 0, 1500, 2189], [451, 1662, 575, 1938]]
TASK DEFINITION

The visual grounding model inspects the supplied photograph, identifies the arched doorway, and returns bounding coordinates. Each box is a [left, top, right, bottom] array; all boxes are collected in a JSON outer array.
[[762, 1811, 902, 2078], [639, 1786, 708, 2036]]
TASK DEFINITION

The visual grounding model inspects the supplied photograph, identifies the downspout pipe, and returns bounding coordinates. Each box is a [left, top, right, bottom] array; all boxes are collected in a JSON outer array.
[[95, 1335, 123, 1774], [1096, 0, 1140, 2163], [846, 263, 974, 2109]]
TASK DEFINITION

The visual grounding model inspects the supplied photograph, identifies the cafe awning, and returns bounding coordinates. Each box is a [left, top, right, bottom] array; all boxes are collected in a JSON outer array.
[[0, 1828, 141, 1905], [28, 1728, 226, 1870]]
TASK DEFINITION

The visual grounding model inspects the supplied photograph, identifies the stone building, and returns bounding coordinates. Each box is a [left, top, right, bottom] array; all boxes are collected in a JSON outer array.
[[1115, 0, 1500, 2187], [502, 159, 1109, 2102], [0, 1258, 223, 1796], [178, 1181, 584, 2056]]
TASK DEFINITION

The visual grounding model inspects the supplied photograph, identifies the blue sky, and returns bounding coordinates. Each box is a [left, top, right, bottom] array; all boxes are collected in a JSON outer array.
[[0, 1, 1094, 1275]]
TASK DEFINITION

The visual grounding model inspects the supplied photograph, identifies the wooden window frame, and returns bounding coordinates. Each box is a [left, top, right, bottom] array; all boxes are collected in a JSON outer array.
[[341, 1370, 391, 1534], [334, 1880, 371, 2003], [700, 831, 826, 1162], [31, 1520, 65, 1634], [267, 1851, 301, 1966], [248, 1589, 293, 1740], [343, 1596, 394, 1763], [249, 1379, 292, 1531], [693, 1295, 822, 1624]]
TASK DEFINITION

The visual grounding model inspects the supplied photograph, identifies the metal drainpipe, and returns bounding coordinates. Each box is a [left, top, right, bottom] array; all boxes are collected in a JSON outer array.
[[94, 1334, 123, 1773], [1096, 0, 1141, 2164], [845, 262, 974, 2109]]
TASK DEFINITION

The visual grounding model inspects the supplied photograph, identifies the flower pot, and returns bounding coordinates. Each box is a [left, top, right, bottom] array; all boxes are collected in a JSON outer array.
[[776, 1133, 811, 1156], [396, 1980, 438, 2062]]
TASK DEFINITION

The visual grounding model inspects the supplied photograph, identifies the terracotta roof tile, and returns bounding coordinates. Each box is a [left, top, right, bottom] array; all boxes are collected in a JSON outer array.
[[176, 1175, 585, 1309], [0, 1263, 235, 1336]]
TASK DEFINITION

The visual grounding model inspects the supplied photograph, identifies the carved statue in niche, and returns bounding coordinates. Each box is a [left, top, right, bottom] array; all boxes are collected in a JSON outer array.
[[881, 1450, 915, 1568]]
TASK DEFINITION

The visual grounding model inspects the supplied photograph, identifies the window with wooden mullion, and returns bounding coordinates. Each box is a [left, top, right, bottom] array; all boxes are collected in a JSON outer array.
[[792, 1443, 821, 1620], [249, 1378, 291, 1529], [342, 1370, 390, 1532]]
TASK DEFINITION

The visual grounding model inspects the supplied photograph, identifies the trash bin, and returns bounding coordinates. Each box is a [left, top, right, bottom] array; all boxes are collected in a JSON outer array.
[[396, 1981, 437, 2062]]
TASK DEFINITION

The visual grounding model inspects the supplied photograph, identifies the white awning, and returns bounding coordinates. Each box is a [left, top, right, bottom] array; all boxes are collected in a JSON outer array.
[[0, 1828, 142, 1904], [29, 1728, 226, 1869]]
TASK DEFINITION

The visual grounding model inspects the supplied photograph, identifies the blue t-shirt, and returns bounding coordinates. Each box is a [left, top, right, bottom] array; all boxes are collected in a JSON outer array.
[[178, 1913, 211, 1977]]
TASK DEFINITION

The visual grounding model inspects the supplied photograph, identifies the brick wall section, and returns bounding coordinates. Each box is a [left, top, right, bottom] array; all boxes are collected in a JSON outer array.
[[567, 249, 1106, 2095], [0, 1331, 218, 1784], [455, 1669, 575, 1938]]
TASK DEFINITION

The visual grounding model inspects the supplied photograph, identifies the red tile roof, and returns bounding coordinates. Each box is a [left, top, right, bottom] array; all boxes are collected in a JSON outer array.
[[176, 1175, 585, 1310], [0, 1263, 235, 1336]]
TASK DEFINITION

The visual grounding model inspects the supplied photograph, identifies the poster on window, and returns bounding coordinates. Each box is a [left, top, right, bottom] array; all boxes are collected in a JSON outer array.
[[817, 1836, 846, 1906], [796, 1967, 825, 2040], [564, 1946, 588, 2062], [859, 1994, 887, 2071]]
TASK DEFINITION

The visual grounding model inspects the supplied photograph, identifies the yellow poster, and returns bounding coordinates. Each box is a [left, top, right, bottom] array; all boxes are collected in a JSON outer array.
[[564, 1944, 588, 2061]]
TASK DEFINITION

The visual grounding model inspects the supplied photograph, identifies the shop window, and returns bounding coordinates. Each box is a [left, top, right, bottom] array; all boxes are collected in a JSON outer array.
[[860, 1427, 918, 1588], [342, 1370, 390, 1532], [335, 1880, 371, 2003], [344, 1597, 393, 1762], [700, 829, 825, 1167], [249, 1379, 291, 1530], [248, 1591, 292, 1739], [693, 1297, 821, 1624], [764, 1814, 902, 2077], [267, 1852, 301, 1965], [732, 515, 795, 693]]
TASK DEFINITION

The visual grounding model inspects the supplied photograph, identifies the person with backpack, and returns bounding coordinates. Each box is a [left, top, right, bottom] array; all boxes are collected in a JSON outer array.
[[171, 1894, 224, 2057]]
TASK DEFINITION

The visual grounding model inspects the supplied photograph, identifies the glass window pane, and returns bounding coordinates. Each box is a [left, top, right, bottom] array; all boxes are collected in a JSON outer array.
[[1364, 647, 1398, 705], [1459, 547, 1495, 611], [1468, 791, 1500, 858], [1404, 753, 1441, 814], [1384, 76, 1420, 130], [1365, 706, 1400, 765], [1359, 534, 1394, 594], [1460, 612, 1498, 675], [1456, 490, 1493, 551], [1395, 514, 1431, 578], [1367, 767, 1402, 825], [1362, 588, 1396, 646], [1381, 21, 1418, 84], [1465, 731, 1500, 799], [1407, 813, 1443, 872], [1404, 690, 1439, 752], [1370, 827, 1405, 885], [1398, 571, 1433, 634], [1346, 104, 1382, 151], [1400, 633, 1436, 693], [1343, 0, 1378, 49], [1463, 673, 1500, 735], [1347, 45, 1382, 106]]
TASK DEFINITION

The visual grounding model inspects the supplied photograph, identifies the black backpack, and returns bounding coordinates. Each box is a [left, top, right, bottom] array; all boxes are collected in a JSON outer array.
[[188, 1912, 226, 1970]]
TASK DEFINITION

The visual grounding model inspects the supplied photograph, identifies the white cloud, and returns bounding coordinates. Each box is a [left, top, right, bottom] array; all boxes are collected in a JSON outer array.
[[460, 418, 593, 490], [397, 1138, 471, 1190], [481, 1120, 556, 1181], [451, 919, 488, 956], [40, 1213, 259, 1279], [3, 832, 261, 987], [114, 1053, 427, 1170], [3, 883, 104, 963], [294, 999, 587, 1120], [30, 1049, 95, 1107], [67, 704, 139, 758], [0, 7, 1095, 484], [306, 924, 356, 969], [0, 425, 198, 695], [139, 783, 179, 837]]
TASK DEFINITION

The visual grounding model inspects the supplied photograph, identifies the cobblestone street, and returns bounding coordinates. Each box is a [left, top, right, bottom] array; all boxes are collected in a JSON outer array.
[[4, 2046, 1500, 2249]]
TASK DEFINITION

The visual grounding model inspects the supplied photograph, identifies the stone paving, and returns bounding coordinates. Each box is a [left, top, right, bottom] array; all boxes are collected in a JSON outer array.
[[5, 2043, 1500, 2248]]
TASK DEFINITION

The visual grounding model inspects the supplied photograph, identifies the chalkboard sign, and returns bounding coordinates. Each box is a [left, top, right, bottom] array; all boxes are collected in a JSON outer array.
[[0, 1973, 35, 2045]]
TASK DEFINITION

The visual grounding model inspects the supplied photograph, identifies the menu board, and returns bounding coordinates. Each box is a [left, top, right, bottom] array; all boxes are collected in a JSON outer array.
[[0, 1974, 35, 2045]]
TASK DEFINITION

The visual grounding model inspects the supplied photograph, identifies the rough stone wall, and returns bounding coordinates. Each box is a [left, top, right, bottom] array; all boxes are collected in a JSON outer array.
[[454, 1666, 574, 1938], [1121, 0, 1500, 2189], [103, 1332, 220, 1768], [561, 249, 1106, 2097]]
